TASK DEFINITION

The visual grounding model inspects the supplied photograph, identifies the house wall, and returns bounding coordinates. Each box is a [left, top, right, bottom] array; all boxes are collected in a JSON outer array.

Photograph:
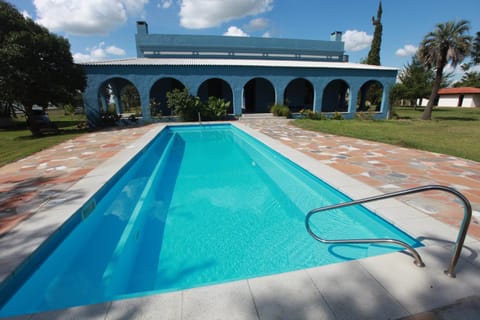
[[82, 64, 397, 127], [437, 93, 480, 107], [464, 94, 480, 107], [437, 95, 459, 107]]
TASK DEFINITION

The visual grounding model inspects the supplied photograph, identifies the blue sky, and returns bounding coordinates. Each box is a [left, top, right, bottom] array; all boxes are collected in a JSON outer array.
[[11, 0, 480, 74]]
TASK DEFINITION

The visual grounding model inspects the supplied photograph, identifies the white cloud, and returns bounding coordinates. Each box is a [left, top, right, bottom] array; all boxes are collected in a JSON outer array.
[[179, 0, 273, 29], [224, 26, 249, 37], [395, 44, 418, 57], [158, 0, 173, 9], [21, 10, 31, 19], [33, 0, 148, 35], [342, 30, 373, 52], [73, 42, 126, 63], [262, 31, 271, 38], [105, 45, 126, 55], [245, 18, 268, 31]]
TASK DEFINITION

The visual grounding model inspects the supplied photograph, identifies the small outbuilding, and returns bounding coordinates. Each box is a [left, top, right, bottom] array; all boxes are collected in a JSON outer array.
[[437, 87, 480, 108]]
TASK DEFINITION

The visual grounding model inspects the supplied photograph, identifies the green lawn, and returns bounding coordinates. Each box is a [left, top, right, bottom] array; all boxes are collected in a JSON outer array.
[[0, 110, 88, 167], [293, 107, 480, 162], [1, 107, 479, 167]]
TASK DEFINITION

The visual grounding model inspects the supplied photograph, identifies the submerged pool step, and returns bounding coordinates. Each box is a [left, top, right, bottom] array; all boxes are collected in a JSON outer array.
[[101, 133, 179, 296]]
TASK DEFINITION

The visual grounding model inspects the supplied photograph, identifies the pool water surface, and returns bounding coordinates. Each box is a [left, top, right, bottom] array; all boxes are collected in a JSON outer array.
[[0, 124, 421, 317]]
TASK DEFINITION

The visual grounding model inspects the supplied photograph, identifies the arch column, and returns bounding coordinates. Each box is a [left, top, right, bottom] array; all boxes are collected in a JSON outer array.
[[83, 85, 101, 127], [140, 90, 151, 120], [312, 79, 328, 113], [347, 86, 359, 119], [380, 81, 394, 119], [232, 86, 243, 115], [110, 85, 122, 114]]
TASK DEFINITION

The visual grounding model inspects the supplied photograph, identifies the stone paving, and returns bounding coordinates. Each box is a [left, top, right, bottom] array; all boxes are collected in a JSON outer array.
[[0, 118, 479, 240], [242, 118, 480, 240], [0, 125, 156, 236]]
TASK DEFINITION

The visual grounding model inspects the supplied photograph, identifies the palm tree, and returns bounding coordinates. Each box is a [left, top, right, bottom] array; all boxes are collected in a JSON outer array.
[[418, 20, 472, 120]]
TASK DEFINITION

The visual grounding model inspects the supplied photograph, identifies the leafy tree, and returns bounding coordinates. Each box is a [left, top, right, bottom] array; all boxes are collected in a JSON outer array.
[[454, 71, 480, 87], [472, 31, 480, 65], [0, 0, 86, 135], [396, 56, 435, 106], [366, 1, 382, 66], [418, 20, 472, 120], [120, 84, 140, 113]]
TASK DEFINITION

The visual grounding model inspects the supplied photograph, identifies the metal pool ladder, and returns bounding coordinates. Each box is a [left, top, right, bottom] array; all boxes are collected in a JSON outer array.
[[305, 185, 472, 278]]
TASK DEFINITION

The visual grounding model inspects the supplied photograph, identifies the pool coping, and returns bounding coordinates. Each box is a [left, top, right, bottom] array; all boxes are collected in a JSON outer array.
[[0, 122, 479, 319]]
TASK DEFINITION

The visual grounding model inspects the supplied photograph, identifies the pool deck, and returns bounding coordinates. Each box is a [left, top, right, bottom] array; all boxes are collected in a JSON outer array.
[[0, 118, 479, 319]]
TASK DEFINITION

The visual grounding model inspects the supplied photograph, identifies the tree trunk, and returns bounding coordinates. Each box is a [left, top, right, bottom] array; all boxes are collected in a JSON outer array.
[[422, 60, 445, 120]]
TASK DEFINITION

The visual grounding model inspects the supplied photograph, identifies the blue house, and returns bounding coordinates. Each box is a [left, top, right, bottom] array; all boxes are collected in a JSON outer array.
[[82, 21, 397, 125]]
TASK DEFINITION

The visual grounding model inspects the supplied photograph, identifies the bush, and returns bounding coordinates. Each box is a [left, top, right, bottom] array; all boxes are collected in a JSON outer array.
[[166, 88, 202, 121], [270, 104, 291, 117], [300, 109, 326, 120], [64, 104, 75, 118], [100, 111, 120, 127], [204, 96, 230, 120], [331, 111, 344, 120]]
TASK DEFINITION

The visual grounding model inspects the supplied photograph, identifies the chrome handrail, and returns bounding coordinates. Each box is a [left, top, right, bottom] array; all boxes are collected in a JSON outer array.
[[305, 185, 472, 277]]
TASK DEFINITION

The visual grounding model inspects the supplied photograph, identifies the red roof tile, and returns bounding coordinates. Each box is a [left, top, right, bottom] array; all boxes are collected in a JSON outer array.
[[438, 87, 480, 95]]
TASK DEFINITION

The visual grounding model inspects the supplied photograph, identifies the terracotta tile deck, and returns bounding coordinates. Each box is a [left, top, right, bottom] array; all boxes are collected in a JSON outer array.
[[1, 119, 479, 240]]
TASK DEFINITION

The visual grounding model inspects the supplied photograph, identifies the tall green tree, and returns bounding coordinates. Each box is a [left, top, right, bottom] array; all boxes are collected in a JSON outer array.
[[454, 71, 480, 87], [0, 0, 86, 134], [120, 85, 141, 113], [366, 1, 382, 66], [472, 31, 480, 64], [395, 56, 435, 107], [418, 20, 472, 120]]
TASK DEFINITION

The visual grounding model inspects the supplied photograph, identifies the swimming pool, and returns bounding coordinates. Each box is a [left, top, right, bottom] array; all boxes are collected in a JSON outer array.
[[0, 124, 421, 317]]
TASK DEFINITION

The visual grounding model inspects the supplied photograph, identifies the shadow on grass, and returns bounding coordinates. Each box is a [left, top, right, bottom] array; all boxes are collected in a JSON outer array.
[[434, 116, 478, 121]]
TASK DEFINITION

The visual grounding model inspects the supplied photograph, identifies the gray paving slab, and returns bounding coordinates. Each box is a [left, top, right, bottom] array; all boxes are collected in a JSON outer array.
[[248, 269, 334, 320], [306, 260, 409, 320], [181, 280, 257, 320], [359, 245, 480, 315], [29, 302, 110, 320], [106, 292, 181, 320]]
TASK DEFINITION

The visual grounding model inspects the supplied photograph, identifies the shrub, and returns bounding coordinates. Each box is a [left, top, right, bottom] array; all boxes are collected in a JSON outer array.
[[100, 111, 120, 127], [300, 109, 326, 120], [166, 88, 203, 121], [270, 104, 291, 117], [331, 111, 344, 120], [204, 96, 230, 120], [64, 104, 75, 118]]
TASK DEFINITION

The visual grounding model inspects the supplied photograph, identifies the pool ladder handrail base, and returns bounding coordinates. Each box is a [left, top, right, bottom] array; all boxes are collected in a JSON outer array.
[[305, 185, 472, 278]]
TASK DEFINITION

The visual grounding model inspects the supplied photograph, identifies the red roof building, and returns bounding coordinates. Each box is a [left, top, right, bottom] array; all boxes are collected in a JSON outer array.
[[437, 87, 480, 107]]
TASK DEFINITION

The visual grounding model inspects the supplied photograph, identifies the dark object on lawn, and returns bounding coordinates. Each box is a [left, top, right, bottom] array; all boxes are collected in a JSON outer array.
[[27, 108, 59, 134]]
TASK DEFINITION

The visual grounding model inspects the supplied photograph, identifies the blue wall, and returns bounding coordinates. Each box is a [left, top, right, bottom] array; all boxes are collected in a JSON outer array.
[[82, 63, 397, 126]]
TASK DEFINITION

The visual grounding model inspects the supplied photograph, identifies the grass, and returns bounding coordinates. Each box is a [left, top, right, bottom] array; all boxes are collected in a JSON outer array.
[[1, 106, 479, 167], [0, 110, 88, 167], [293, 107, 480, 162]]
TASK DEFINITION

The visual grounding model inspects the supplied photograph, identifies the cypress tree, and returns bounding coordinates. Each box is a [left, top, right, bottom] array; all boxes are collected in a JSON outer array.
[[366, 1, 382, 65]]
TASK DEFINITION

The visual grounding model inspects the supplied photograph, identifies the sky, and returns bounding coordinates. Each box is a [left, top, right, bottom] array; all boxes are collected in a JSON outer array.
[[10, 0, 480, 77]]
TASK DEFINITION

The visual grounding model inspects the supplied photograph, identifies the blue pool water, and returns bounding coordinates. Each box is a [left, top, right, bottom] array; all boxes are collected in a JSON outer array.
[[0, 124, 421, 317]]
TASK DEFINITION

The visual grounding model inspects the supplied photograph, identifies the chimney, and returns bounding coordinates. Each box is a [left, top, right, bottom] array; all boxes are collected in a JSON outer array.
[[330, 31, 342, 41], [137, 21, 149, 35]]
